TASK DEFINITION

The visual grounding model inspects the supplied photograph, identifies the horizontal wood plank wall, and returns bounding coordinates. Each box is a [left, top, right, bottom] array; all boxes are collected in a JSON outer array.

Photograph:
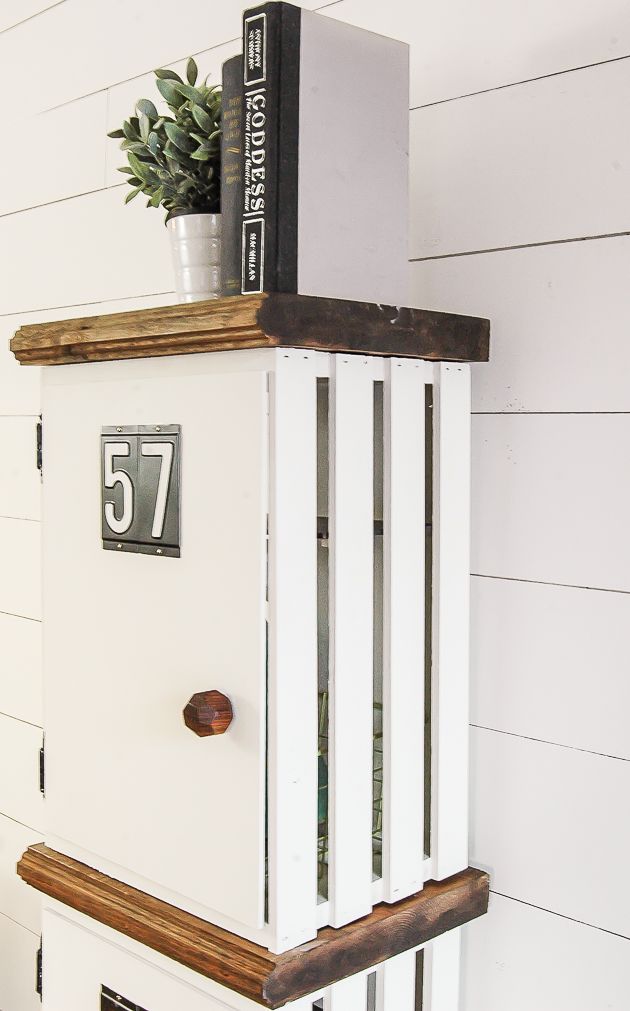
[[1, 0, 629, 1004], [409, 2, 630, 1001]]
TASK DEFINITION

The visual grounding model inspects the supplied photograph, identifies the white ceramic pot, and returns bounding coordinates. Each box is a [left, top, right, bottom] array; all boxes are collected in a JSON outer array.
[[167, 212, 221, 303]]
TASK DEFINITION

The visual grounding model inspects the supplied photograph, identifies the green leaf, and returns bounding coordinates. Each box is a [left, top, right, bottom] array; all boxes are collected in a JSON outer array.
[[171, 81, 205, 104], [121, 140, 149, 154], [147, 131, 160, 156], [128, 152, 151, 181], [156, 78, 186, 108], [186, 57, 198, 86], [122, 120, 138, 141], [139, 113, 150, 143], [125, 187, 142, 204], [190, 148, 211, 160], [154, 68, 183, 83], [149, 185, 165, 207], [117, 166, 135, 174], [191, 104, 213, 132], [125, 176, 142, 186], [136, 98, 159, 120], [107, 128, 125, 139], [164, 122, 197, 153]]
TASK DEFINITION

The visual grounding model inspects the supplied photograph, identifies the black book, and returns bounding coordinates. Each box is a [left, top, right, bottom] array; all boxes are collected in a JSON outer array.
[[240, 2, 410, 305], [220, 54, 244, 297]]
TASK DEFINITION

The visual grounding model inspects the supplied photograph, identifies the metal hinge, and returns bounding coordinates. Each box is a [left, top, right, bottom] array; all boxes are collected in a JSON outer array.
[[39, 741, 45, 796], [36, 417, 43, 476], [36, 938, 42, 999]]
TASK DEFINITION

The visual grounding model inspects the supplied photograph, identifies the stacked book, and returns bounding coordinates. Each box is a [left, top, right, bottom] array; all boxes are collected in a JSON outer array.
[[220, 1, 410, 305]]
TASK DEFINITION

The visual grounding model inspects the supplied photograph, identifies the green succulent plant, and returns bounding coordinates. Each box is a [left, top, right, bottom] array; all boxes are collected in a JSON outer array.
[[107, 57, 221, 221]]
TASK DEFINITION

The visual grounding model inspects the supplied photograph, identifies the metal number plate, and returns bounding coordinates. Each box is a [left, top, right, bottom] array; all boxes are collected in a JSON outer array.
[[101, 986, 149, 1011], [101, 425, 181, 557]]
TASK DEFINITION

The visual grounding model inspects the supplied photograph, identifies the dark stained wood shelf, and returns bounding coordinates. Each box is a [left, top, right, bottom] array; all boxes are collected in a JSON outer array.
[[10, 293, 489, 367], [18, 844, 489, 1007]]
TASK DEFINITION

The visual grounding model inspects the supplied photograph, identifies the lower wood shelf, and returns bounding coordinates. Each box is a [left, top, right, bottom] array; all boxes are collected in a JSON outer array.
[[18, 844, 488, 1008]]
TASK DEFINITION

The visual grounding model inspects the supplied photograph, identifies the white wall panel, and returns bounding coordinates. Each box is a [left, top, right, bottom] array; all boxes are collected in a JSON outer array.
[[0, 0, 334, 115], [0, 912, 41, 1011], [330, 0, 630, 106], [470, 726, 630, 936], [0, 612, 42, 727], [462, 892, 630, 1011], [0, 519, 41, 620], [410, 59, 630, 259], [0, 814, 42, 933], [471, 576, 630, 760], [0, 417, 41, 521], [0, 188, 172, 316], [412, 235, 630, 413], [0, 93, 106, 217], [472, 414, 630, 591], [0, 1, 63, 33], [0, 714, 43, 832]]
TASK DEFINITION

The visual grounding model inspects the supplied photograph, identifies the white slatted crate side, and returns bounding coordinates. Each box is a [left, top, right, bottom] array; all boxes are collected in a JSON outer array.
[[325, 971, 368, 1010], [0, 517, 41, 620], [381, 360, 430, 902], [0, 812, 42, 934], [431, 364, 471, 881], [424, 928, 461, 1011], [328, 355, 378, 928], [0, 713, 44, 832], [462, 892, 630, 1011], [0, 911, 41, 1011], [267, 351, 321, 953], [376, 948, 417, 1010], [0, 612, 42, 727], [0, 416, 41, 521]]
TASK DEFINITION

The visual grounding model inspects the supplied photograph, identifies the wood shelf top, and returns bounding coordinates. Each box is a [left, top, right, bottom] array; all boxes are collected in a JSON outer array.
[[10, 293, 490, 367], [18, 844, 489, 1007]]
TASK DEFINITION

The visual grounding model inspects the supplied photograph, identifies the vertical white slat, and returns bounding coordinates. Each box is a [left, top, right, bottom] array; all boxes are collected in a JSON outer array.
[[328, 354, 376, 927], [431, 364, 471, 880], [423, 929, 461, 1011], [382, 359, 430, 902], [325, 972, 368, 1011], [376, 949, 417, 1010], [268, 350, 320, 953]]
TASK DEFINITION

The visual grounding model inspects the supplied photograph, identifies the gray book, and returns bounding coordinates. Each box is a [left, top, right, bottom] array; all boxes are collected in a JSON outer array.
[[241, 2, 409, 305]]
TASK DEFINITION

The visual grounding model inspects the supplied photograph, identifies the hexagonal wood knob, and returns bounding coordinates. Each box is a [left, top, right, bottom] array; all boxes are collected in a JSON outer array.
[[183, 691, 233, 737]]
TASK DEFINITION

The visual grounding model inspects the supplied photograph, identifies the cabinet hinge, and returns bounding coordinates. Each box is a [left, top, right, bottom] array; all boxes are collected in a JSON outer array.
[[36, 938, 42, 999], [36, 417, 43, 476], [39, 742, 45, 795]]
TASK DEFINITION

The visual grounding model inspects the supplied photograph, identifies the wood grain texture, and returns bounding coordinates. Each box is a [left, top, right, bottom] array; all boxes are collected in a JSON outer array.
[[18, 845, 488, 1008], [182, 690, 233, 737], [10, 294, 489, 367]]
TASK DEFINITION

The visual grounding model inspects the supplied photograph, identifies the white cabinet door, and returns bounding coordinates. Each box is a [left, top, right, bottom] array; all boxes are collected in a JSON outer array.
[[43, 358, 268, 929]]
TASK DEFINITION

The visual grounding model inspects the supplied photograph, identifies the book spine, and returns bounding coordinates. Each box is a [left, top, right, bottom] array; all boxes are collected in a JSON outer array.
[[220, 55, 244, 297], [241, 3, 300, 294]]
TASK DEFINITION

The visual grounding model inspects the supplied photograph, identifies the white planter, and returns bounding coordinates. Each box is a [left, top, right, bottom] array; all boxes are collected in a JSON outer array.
[[166, 212, 221, 303]]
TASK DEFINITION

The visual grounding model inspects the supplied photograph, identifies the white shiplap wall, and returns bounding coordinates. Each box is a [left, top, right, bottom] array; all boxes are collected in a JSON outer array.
[[0, 1, 628, 1008]]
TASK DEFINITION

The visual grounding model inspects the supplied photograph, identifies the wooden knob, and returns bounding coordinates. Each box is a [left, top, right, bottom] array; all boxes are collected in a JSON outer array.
[[183, 691, 233, 737]]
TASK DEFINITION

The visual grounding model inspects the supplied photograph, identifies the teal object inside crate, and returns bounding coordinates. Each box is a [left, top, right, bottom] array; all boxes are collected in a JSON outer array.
[[317, 691, 384, 899]]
